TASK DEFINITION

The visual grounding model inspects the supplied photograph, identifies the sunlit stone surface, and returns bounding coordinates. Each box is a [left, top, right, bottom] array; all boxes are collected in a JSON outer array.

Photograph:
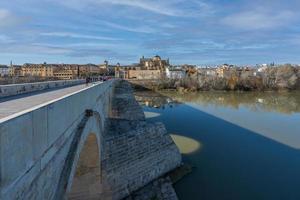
[[144, 111, 161, 119], [170, 134, 201, 154]]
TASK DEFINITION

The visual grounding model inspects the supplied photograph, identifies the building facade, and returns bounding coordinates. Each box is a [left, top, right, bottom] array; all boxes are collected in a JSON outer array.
[[140, 55, 169, 71], [53, 69, 78, 80], [165, 68, 185, 79], [216, 65, 231, 78], [21, 64, 54, 77], [128, 69, 161, 79], [115, 55, 170, 80], [10, 65, 22, 77], [0, 65, 10, 77], [9, 63, 107, 79]]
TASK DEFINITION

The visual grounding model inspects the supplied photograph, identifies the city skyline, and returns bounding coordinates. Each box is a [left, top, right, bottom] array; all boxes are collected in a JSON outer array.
[[1, 0, 300, 65]]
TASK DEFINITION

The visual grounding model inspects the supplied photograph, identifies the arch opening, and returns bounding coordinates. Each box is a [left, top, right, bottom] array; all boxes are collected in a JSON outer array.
[[67, 133, 102, 199]]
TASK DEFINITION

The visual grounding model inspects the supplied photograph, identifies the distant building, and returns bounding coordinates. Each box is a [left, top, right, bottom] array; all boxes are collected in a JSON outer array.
[[116, 66, 161, 79], [10, 65, 22, 77], [8, 63, 106, 79], [115, 55, 170, 80], [128, 69, 161, 79], [0, 65, 10, 77], [140, 55, 169, 71], [198, 68, 217, 76], [216, 65, 230, 78], [53, 68, 77, 80], [257, 66, 268, 72], [21, 64, 54, 77], [77, 64, 105, 76], [98, 60, 108, 70], [216, 67, 224, 77], [166, 68, 185, 79]]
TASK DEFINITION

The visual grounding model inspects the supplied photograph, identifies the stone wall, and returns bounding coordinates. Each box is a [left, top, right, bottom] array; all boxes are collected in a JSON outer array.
[[102, 121, 181, 200], [100, 81, 182, 200], [0, 79, 85, 98]]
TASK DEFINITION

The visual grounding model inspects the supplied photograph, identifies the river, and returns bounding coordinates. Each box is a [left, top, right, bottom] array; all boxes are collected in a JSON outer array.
[[134, 90, 300, 200]]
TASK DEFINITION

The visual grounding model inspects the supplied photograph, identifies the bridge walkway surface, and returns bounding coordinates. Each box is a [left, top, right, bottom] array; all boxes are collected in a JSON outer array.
[[0, 83, 95, 120]]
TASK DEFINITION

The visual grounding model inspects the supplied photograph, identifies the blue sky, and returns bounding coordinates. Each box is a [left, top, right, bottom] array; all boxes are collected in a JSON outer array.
[[0, 0, 300, 65]]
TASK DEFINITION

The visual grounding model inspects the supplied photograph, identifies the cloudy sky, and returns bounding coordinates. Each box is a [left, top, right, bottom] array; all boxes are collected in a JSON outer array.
[[0, 0, 300, 65]]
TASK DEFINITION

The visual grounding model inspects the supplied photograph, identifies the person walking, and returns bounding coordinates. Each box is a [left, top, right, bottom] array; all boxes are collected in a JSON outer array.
[[85, 77, 90, 86]]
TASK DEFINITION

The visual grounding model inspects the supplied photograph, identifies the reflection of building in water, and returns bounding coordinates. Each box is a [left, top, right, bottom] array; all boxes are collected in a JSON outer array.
[[161, 91, 300, 114], [134, 91, 180, 108], [115, 55, 170, 80]]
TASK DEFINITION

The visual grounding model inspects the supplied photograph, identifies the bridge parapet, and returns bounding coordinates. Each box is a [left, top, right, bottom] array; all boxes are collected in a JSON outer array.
[[0, 79, 85, 98], [0, 80, 115, 199]]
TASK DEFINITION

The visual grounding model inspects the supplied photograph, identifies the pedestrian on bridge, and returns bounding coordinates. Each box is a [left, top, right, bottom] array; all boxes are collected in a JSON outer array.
[[86, 77, 90, 86]]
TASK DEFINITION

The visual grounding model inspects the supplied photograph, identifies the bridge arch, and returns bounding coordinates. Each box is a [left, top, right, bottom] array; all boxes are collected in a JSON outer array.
[[67, 133, 101, 199], [56, 112, 105, 200]]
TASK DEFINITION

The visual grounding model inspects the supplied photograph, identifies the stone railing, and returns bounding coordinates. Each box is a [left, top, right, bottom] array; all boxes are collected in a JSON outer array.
[[0, 79, 85, 98]]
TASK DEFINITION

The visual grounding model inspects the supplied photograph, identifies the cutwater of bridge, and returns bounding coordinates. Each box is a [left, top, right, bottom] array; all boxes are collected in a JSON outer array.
[[0, 80, 181, 200]]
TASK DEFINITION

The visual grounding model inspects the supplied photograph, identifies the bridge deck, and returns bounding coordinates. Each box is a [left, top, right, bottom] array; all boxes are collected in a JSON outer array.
[[0, 83, 93, 120]]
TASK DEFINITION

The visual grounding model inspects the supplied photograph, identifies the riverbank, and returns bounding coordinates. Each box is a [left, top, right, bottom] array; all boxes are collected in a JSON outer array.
[[130, 78, 300, 92], [129, 64, 300, 92]]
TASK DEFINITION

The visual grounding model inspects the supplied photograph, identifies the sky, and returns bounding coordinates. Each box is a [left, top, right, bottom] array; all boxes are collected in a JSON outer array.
[[0, 0, 300, 65]]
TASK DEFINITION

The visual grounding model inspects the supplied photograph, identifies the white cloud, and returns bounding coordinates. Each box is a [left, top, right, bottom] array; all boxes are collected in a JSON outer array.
[[50, 0, 212, 17], [222, 9, 296, 30], [101, 21, 156, 33], [40, 32, 121, 40], [103, 0, 180, 16], [55, 0, 181, 16]]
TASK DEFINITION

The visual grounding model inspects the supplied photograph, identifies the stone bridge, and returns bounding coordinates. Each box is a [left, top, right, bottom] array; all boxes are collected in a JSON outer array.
[[0, 80, 181, 200]]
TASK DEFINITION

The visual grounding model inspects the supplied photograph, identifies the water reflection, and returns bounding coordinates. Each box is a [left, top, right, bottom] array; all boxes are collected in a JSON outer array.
[[136, 90, 300, 115], [136, 89, 300, 200], [160, 91, 300, 115], [137, 90, 300, 149], [134, 91, 181, 109]]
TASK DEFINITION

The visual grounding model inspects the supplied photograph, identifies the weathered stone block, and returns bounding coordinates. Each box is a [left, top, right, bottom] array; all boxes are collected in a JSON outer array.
[[2, 160, 41, 200], [47, 99, 68, 145], [0, 113, 34, 188], [32, 107, 48, 160]]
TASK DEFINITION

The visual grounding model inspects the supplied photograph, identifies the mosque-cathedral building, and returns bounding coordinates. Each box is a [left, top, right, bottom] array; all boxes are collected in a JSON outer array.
[[115, 55, 170, 79]]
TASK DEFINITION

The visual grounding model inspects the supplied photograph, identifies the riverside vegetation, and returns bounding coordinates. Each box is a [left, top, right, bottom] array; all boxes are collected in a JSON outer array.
[[158, 65, 300, 92]]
